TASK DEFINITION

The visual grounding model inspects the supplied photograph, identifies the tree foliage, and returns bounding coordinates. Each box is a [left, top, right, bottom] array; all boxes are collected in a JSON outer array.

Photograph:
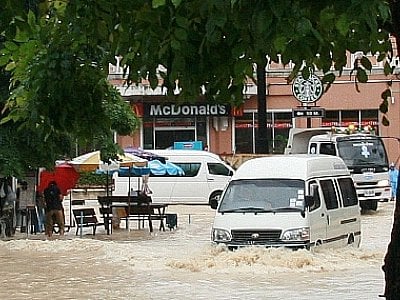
[[0, 1, 139, 175], [0, 0, 397, 169]]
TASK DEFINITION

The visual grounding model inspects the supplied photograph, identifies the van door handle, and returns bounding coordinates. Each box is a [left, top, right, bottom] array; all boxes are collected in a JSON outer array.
[[208, 178, 214, 181]]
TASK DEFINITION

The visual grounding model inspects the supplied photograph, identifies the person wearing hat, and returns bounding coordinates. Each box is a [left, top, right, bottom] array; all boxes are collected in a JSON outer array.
[[389, 163, 399, 201]]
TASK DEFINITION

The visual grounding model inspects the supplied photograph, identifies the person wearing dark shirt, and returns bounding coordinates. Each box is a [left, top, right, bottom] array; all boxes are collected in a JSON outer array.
[[43, 181, 64, 237]]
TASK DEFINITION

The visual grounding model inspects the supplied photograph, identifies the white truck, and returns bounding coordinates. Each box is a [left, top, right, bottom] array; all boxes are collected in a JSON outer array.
[[284, 126, 391, 211]]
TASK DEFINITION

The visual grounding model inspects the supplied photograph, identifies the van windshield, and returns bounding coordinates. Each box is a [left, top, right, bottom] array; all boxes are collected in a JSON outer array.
[[218, 179, 305, 213]]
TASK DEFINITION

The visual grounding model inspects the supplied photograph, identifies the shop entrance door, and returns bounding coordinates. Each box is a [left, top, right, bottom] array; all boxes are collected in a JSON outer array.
[[155, 129, 195, 149]]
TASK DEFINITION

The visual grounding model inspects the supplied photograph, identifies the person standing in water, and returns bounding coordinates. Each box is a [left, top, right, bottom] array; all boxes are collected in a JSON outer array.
[[389, 162, 399, 201], [43, 181, 64, 237]]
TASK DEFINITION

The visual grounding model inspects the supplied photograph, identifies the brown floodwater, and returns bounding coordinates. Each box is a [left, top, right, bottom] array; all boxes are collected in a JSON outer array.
[[0, 202, 394, 299]]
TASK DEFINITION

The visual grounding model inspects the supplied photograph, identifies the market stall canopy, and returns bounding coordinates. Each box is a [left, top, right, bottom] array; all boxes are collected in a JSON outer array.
[[124, 147, 166, 164], [69, 150, 147, 172], [38, 163, 80, 196]]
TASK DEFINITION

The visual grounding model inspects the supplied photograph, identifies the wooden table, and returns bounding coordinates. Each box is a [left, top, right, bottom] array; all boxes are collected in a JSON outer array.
[[98, 196, 168, 234]]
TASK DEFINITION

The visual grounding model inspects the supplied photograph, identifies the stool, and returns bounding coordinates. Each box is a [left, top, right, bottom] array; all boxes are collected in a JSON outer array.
[[165, 213, 178, 230], [22, 206, 37, 234]]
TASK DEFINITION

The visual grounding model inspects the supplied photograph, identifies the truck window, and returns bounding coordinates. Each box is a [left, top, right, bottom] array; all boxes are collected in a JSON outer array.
[[320, 179, 339, 210], [336, 137, 388, 167], [208, 163, 231, 176], [338, 178, 358, 207], [309, 143, 317, 154], [320, 143, 336, 156]]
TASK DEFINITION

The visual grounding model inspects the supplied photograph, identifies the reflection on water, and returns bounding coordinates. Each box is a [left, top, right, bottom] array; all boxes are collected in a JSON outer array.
[[0, 202, 394, 299]]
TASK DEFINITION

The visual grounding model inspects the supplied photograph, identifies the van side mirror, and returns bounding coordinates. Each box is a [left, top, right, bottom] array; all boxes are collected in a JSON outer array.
[[305, 183, 318, 208], [305, 195, 315, 208], [210, 199, 218, 209]]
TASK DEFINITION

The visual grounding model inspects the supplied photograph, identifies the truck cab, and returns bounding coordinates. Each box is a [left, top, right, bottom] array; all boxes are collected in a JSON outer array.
[[285, 126, 391, 211]]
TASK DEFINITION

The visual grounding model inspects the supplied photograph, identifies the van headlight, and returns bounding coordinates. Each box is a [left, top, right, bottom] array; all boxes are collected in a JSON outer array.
[[377, 179, 389, 187], [212, 228, 231, 242], [282, 227, 310, 241]]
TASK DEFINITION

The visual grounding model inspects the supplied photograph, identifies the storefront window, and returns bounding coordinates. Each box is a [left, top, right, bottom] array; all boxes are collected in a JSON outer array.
[[196, 118, 207, 149], [235, 111, 291, 154], [143, 117, 206, 150], [143, 119, 154, 149], [235, 113, 254, 153], [322, 110, 379, 133], [272, 112, 292, 153], [361, 110, 379, 134], [341, 110, 359, 126], [322, 111, 340, 127]]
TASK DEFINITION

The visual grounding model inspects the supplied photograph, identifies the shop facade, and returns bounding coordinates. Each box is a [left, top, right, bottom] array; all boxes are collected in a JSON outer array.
[[110, 51, 400, 163]]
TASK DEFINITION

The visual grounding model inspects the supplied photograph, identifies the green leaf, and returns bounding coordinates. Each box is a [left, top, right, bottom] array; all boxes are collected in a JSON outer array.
[[171, 38, 181, 50], [377, 53, 386, 62], [381, 88, 391, 100], [27, 10, 36, 28], [5, 61, 16, 71], [174, 28, 187, 41], [171, 0, 182, 6], [335, 14, 349, 36], [273, 36, 287, 53], [322, 73, 335, 84], [360, 56, 372, 71], [384, 61, 392, 75], [152, 0, 166, 8], [379, 100, 388, 114], [0, 55, 10, 66], [382, 115, 390, 127], [4, 41, 18, 51], [175, 16, 188, 28], [356, 69, 368, 83]]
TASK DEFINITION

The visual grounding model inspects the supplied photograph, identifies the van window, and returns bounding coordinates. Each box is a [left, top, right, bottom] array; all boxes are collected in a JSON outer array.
[[338, 178, 358, 207], [308, 180, 321, 211], [320, 143, 336, 156], [320, 179, 339, 209], [208, 163, 231, 176], [173, 163, 201, 177]]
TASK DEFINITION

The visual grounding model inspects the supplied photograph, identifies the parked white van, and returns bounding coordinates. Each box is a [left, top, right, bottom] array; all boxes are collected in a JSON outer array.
[[112, 150, 234, 205], [211, 154, 361, 250]]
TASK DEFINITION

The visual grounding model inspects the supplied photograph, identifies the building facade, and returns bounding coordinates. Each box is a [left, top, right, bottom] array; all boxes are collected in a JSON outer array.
[[109, 46, 400, 163]]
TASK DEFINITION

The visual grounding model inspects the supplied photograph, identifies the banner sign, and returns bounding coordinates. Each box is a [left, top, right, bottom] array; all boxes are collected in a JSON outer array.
[[292, 108, 325, 118]]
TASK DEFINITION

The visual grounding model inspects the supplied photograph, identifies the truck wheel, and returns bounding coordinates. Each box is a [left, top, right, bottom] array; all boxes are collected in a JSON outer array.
[[369, 200, 378, 211], [360, 200, 378, 211]]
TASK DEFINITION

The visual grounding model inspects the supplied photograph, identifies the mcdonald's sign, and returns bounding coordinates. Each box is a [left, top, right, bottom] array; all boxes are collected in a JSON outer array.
[[231, 105, 244, 117], [132, 103, 144, 117]]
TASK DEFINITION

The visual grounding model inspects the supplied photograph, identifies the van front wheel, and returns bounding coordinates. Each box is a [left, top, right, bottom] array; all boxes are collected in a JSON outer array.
[[347, 234, 355, 245], [209, 191, 222, 206]]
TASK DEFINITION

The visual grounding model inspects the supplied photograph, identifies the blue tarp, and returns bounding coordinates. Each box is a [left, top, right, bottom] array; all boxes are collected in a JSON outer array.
[[148, 160, 185, 176], [117, 161, 184, 176]]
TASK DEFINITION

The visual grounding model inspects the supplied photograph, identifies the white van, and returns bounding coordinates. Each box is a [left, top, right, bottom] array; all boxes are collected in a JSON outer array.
[[112, 150, 234, 205], [211, 154, 361, 250]]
